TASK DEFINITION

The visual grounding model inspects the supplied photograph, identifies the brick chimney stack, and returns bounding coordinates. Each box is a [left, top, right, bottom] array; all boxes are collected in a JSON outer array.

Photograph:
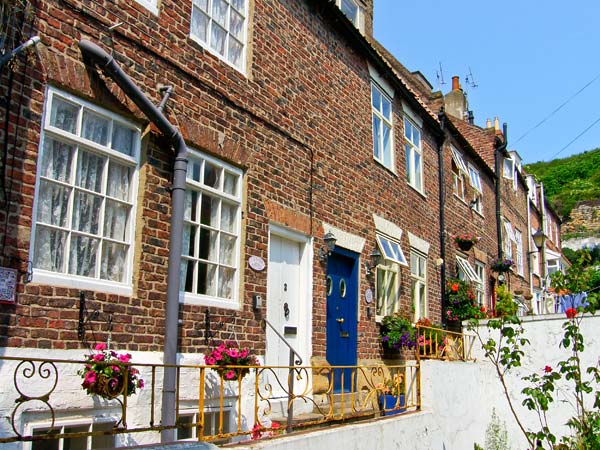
[[444, 76, 469, 121]]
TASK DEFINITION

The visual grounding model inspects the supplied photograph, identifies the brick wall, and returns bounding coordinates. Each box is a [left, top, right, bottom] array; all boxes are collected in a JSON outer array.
[[0, 0, 443, 364]]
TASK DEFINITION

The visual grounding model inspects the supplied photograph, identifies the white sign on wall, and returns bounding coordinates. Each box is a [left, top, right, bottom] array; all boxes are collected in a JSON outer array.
[[0, 267, 17, 303]]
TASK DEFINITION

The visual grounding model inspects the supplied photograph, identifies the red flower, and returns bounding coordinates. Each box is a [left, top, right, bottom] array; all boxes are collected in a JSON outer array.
[[544, 366, 552, 373], [565, 308, 577, 319], [450, 283, 459, 293]]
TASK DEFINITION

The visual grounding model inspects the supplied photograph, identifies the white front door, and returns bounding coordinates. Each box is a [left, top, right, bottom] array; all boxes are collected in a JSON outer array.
[[266, 228, 310, 398]]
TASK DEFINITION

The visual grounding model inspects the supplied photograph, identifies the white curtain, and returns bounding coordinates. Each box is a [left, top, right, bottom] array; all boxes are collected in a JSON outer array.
[[111, 124, 134, 156], [50, 98, 78, 134], [77, 150, 104, 192], [69, 235, 98, 277], [34, 226, 65, 271], [101, 242, 126, 282], [82, 110, 108, 145]]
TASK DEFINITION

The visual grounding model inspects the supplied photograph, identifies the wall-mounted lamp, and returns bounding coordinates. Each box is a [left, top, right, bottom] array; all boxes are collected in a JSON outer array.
[[497, 273, 505, 285], [365, 247, 382, 277], [532, 229, 545, 250], [318, 231, 337, 262]]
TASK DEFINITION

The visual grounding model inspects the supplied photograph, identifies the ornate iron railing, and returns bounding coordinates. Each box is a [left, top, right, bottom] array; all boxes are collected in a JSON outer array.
[[415, 325, 476, 361], [0, 356, 420, 446]]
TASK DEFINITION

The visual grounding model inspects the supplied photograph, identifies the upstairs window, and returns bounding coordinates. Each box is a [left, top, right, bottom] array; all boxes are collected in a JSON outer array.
[[337, 0, 363, 30], [181, 149, 243, 308], [467, 163, 483, 214], [405, 117, 423, 192], [411, 250, 427, 321], [451, 147, 468, 201], [502, 219, 515, 260], [31, 88, 140, 295], [515, 229, 524, 275], [191, 0, 248, 72], [371, 83, 394, 170]]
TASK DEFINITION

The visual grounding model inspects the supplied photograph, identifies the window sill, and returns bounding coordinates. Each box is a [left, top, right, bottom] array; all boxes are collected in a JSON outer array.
[[408, 182, 427, 199], [373, 158, 398, 177], [31, 271, 133, 297], [180, 292, 241, 310]]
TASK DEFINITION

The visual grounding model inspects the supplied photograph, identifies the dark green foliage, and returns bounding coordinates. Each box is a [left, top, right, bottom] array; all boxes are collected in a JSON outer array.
[[524, 147, 600, 219]]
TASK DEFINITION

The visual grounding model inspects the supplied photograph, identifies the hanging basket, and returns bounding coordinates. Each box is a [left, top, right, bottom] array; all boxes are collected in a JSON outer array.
[[87, 374, 126, 399], [456, 240, 474, 251]]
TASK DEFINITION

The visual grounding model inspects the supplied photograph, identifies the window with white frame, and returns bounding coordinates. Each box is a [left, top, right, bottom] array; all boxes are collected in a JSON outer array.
[[530, 228, 540, 275], [376, 262, 399, 318], [29, 420, 115, 450], [527, 176, 538, 206], [456, 256, 481, 285], [177, 408, 232, 442], [547, 258, 560, 276], [31, 88, 140, 293], [503, 157, 514, 180], [371, 83, 394, 170], [405, 117, 423, 192], [502, 219, 515, 260], [451, 147, 467, 201], [337, 0, 363, 30], [375, 233, 407, 319], [467, 163, 482, 214], [181, 150, 242, 307], [190, 0, 248, 72], [474, 260, 485, 307], [410, 250, 427, 321], [515, 229, 524, 275]]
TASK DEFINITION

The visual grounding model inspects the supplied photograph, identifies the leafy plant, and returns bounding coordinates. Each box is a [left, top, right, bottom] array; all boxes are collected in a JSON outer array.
[[494, 285, 518, 317], [446, 278, 486, 321], [380, 313, 416, 349]]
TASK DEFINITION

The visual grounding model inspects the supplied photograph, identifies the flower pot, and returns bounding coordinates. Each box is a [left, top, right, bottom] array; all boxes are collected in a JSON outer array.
[[378, 393, 406, 416], [88, 374, 126, 399], [456, 240, 474, 251]]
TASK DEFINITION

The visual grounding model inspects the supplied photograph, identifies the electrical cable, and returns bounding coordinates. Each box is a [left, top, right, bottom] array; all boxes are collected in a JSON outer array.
[[550, 115, 600, 159], [514, 72, 600, 145]]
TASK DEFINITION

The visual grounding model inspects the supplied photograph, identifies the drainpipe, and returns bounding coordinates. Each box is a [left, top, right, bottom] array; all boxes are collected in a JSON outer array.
[[78, 40, 186, 443], [0, 36, 40, 71], [494, 124, 508, 259], [436, 111, 447, 326]]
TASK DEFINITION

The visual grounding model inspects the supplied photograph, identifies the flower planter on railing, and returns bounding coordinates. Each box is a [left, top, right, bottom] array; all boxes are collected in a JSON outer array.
[[378, 393, 406, 416]]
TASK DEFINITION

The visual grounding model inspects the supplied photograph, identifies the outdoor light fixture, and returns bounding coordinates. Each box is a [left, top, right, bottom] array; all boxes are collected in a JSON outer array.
[[532, 229, 545, 250], [365, 247, 382, 277], [318, 232, 337, 261], [497, 273, 505, 285]]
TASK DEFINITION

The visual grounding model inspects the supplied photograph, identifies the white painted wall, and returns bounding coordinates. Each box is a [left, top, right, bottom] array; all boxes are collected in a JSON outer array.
[[1, 313, 599, 450]]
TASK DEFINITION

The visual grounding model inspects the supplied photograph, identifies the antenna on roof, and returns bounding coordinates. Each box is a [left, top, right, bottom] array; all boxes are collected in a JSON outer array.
[[465, 67, 478, 89], [436, 62, 446, 91]]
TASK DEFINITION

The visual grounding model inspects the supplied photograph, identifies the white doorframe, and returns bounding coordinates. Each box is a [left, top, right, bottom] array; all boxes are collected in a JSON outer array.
[[266, 225, 312, 396]]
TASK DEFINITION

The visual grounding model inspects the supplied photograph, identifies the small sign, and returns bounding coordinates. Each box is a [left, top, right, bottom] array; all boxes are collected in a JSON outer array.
[[248, 256, 266, 272], [0, 267, 17, 303], [365, 288, 373, 304]]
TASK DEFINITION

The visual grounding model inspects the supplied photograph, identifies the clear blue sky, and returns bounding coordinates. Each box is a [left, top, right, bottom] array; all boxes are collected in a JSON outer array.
[[373, 0, 600, 164]]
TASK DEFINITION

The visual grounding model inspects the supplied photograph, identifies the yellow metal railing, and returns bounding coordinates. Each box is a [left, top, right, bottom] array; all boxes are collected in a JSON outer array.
[[0, 356, 420, 446], [415, 325, 476, 361]]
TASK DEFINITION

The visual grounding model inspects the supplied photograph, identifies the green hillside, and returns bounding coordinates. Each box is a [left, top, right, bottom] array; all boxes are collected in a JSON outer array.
[[524, 148, 600, 219]]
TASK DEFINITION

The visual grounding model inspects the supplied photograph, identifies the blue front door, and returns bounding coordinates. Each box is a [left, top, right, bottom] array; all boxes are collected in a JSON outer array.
[[325, 248, 358, 392]]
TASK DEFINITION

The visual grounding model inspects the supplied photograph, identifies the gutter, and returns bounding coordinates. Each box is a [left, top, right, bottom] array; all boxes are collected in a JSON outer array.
[[436, 111, 447, 325], [78, 39, 185, 443], [494, 124, 508, 258]]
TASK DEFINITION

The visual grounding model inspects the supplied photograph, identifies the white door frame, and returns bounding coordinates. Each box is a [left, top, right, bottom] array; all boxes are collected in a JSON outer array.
[[266, 224, 312, 389]]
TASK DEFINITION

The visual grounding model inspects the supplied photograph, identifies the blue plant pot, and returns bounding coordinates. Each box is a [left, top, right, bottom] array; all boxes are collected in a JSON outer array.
[[378, 393, 406, 416]]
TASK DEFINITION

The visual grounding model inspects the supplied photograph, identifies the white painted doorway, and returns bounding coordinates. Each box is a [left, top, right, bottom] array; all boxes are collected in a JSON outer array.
[[266, 226, 311, 399]]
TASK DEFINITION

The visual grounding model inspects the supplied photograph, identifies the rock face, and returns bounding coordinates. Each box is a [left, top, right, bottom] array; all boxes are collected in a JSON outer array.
[[562, 200, 600, 250]]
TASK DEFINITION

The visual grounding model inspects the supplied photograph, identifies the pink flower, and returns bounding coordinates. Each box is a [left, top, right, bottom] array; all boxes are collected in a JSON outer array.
[[224, 370, 236, 380], [240, 349, 249, 358], [544, 366, 552, 373], [138, 379, 145, 389], [565, 308, 577, 319], [93, 353, 105, 362], [226, 348, 240, 358], [111, 365, 120, 372], [205, 356, 216, 365], [94, 343, 107, 351], [118, 353, 132, 363], [218, 343, 226, 352], [83, 370, 97, 386]]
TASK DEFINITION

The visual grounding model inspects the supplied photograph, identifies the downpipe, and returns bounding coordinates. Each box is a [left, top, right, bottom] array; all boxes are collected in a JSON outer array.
[[78, 39, 186, 443]]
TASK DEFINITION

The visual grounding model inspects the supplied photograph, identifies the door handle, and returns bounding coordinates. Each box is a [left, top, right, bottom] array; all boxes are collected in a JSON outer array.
[[283, 302, 290, 319], [336, 317, 344, 323]]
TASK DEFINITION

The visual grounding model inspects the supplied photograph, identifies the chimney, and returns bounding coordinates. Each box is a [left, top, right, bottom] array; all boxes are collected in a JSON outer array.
[[444, 75, 468, 121], [486, 118, 492, 128], [494, 117, 500, 131]]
